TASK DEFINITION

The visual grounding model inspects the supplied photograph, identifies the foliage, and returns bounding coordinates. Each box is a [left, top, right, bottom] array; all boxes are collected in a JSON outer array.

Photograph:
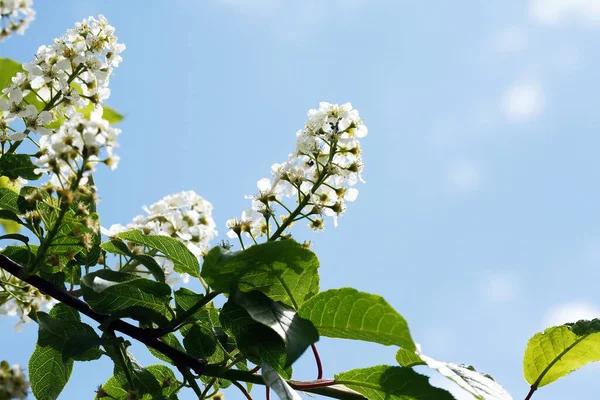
[[0, 7, 596, 400]]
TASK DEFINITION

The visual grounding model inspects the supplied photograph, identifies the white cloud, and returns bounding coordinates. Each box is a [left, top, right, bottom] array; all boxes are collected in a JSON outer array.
[[479, 272, 519, 302], [447, 161, 482, 192], [544, 302, 600, 327], [530, 0, 600, 26], [491, 27, 529, 53], [501, 81, 545, 122]]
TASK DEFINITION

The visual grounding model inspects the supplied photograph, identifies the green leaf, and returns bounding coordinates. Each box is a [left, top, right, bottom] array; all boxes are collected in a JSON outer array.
[[0, 188, 20, 213], [28, 346, 73, 400], [101, 239, 166, 282], [28, 304, 82, 400], [335, 365, 455, 400], [0, 209, 24, 226], [524, 319, 600, 388], [183, 324, 219, 359], [147, 332, 185, 365], [1, 245, 36, 267], [398, 350, 512, 400], [37, 311, 103, 361], [232, 290, 318, 366], [81, 269, 172, 318], [262, 363, 301, 400], [220, 300, 291, 378], [201, 240, 319, 308], [118, 230, 200, 277], [0, 154, 41, 180], [395, 348, 426, 368], [298, 288, 416, 350], [174, 287, 207, 319], [0, 58, 22, 90]]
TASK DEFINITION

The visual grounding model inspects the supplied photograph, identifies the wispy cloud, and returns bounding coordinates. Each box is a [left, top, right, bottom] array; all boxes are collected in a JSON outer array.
[[479, 271, 520, 302], [501, 81, 545, 122], [490, 27, 529, 53], [544, 301, 600, 327], [447, 161, 482, 192], [530, 0, 600, 26]]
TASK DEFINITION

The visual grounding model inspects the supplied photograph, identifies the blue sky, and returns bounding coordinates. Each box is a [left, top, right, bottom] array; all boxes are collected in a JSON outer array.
[[2, 0, 600, 399]]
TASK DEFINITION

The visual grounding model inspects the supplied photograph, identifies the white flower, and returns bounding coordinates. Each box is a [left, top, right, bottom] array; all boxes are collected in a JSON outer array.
[[105, 191, 218, 286], [228, 102, 367, 239]]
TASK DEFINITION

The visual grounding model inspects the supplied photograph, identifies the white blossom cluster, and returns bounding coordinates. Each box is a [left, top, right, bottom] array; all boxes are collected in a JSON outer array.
[[0, 15, 124, 183], [227, 102, 367, 243], [0, 0, 34, 42], [0, 361, 29, 400], [0, 270, 56, 332], [35, 108, 121, 187], [103, 191, 218, 285]]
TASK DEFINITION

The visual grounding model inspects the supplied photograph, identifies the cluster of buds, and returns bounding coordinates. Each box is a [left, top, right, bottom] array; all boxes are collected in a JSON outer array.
[[0, 270, 56, 331], [0, 0, 34, 42], [227, 102, 367, 244], [103, 191, 218, 286], [0, 361, 28, 400]]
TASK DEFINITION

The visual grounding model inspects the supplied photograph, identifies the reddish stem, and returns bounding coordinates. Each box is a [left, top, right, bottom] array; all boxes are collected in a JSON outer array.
[[311, 343, 323, 379], [266, 386, 270, 400], [249, 365, 261, 374], [232, 381, 253, 400]]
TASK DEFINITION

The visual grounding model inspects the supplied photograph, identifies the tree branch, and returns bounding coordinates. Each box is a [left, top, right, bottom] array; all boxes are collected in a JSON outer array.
[[0, 254, 208, 375], [0, 255, 367, 400]]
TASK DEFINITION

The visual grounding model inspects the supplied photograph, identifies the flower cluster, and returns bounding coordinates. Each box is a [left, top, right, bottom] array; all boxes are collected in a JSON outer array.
[[0, 361, 28, 400], [0, 0, 34, 42], [0, 270, 56, 331], [0, 14, 124, 187], [0, 14, 124, 133], [35, 108, 121, 187], [103, 191, 218, 285], [227, 102, 367, 244]]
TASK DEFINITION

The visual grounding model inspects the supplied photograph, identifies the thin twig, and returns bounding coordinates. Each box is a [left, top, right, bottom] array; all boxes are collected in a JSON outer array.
[[311, 343, 324, 379], [232, 381, 253, 400]]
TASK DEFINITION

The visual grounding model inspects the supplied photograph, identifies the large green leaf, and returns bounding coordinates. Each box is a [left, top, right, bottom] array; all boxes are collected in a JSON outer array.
[[0, 58, 124, 124], [182, 324, 221, 361], [335, 365, 455, 400], [28, 304, 81, 400], [396, 350, 512, 400], [298, 288, 415, 350], [81, 270, 171, 318], [99, 365, 179, 400], [118, 229, 200, 278], [0, 154, 41, 180], [37, 311, 102, 362], [101, 239, 166, 282], [524, 319, 600, 388], [201, 240, 319, 308], [232, 290, 318, 366], [220, 300, 291, 378]]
